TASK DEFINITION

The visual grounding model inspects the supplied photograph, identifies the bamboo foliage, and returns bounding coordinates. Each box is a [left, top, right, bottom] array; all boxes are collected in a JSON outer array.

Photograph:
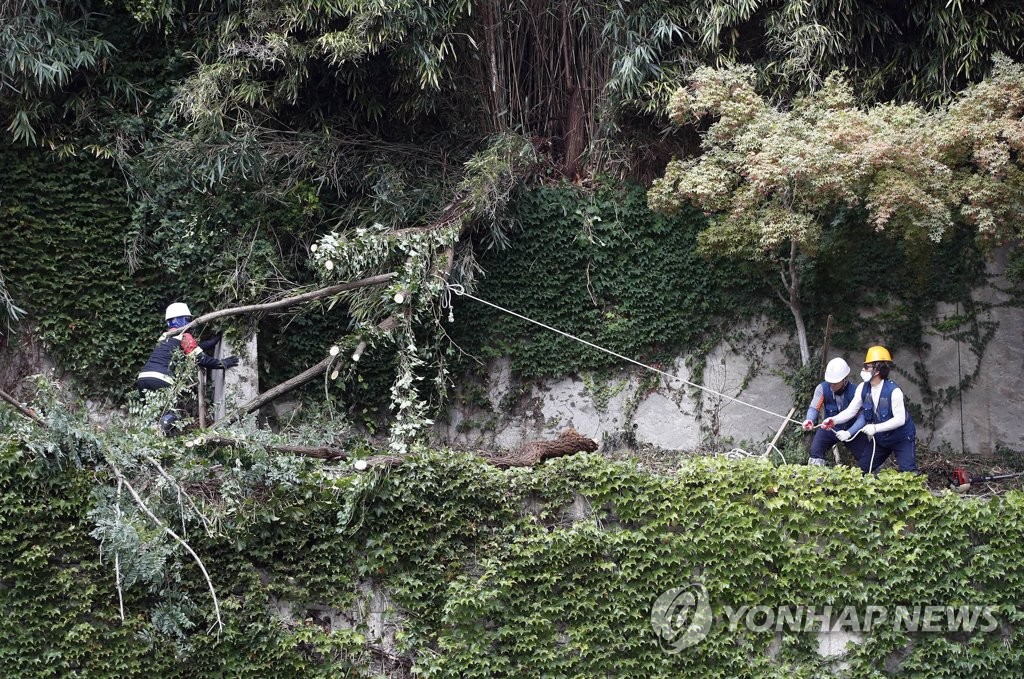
[[471, 0, 616, 176], [688, 0, 1024, 104]]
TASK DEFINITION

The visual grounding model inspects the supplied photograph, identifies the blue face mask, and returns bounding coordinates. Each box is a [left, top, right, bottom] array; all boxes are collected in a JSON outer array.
[[167, 316, 191, 329]]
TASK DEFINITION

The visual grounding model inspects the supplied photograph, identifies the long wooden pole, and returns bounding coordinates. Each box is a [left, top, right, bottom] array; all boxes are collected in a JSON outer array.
[[197, 370, 207, 428], [765, 407, 797, 461], [818, 314, 834, 380]]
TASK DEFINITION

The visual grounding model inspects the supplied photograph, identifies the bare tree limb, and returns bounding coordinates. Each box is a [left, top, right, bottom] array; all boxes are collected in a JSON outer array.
[[480, 429, 599, 468], [114, 478, 126, 623], [211, 357, 332, 429], [188, 435, 351, 460], [212, 316, 400, 428], [177, 273, 398, 336], [189, 429, 598, 469]]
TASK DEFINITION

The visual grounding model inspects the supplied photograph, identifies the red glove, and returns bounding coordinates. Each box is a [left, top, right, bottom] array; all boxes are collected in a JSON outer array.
[[822, 418, 835, 430], [802, 419, 814, 431]]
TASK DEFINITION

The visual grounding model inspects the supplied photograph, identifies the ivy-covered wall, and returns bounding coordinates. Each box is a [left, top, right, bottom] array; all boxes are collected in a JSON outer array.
[[3, 436, 1023, 677], [0, 148, 173, 395], [453, 184, 988, 382], [452, 182, 769, 378]]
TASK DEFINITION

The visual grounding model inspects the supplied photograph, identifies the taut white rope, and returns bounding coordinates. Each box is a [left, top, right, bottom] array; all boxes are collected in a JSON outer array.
[[446, 284, 807, 428]]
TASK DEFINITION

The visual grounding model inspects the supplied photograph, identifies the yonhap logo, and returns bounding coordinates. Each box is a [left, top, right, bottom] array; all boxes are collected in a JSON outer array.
[[650, 583, 713, 652], [650, 583, 1003, 654]]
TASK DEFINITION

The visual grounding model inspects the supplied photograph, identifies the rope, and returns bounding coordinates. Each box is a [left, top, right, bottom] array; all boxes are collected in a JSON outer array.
[[831, 427, 880, 473], [444, 284, 809, 428]]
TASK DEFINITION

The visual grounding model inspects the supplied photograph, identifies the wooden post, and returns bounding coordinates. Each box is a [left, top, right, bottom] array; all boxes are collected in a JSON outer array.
[[765, 407, 796, 461], [198, 369, 207, 429]]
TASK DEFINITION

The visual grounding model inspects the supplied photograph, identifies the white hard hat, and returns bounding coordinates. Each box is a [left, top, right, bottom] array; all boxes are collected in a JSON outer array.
[[165, 302, 192, 320], [824, 357, 850, 383]]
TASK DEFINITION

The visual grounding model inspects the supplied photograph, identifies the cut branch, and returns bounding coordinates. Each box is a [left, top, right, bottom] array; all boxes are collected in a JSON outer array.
[[190, 428, 598, 469], [188, 435, 351, 460], [211, 356, 332, 429], [110, 464, 224, 636], [212, 316, 400, 428], [481, 429, 599, 468], [114, 478, 126, 623]]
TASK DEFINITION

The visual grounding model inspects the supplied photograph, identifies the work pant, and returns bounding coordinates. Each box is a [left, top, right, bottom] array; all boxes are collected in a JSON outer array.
[[136, 378, 177, 433], [137, 377, 171, 398], [854, 433, 917, 473], [809, 427, 873, 464]]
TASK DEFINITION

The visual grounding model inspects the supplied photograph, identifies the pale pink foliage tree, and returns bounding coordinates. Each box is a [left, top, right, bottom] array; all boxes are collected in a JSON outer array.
[[649, 56, 1024, 366]]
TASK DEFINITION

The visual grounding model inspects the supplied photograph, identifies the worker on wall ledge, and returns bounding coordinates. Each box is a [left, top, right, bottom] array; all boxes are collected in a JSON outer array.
[[822, 345, 918, 473], [136, 302, 239, 434], [803, 357, 873, 467]]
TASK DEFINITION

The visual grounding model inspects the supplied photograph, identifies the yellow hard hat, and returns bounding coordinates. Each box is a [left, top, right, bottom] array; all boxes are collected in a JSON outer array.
[[864, 345, 892, 363]]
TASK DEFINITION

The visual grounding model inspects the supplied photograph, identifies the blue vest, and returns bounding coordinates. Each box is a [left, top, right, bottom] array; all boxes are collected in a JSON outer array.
[[820, 380, 857, 418], [861, 379, 916, 442]]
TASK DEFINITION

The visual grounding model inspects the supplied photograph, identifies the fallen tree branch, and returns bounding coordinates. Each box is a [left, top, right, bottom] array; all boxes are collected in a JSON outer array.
[[177, 272, 398, 336], [114, 478, 126, 623], [0, 387, 45, 426], [188, 435, 351, 460], [110, 463, 224, 636], [479, 429, 600, 468], [212, 317, 400, 428], [212, 356, 333, 429], [189, 429, 598, 469]]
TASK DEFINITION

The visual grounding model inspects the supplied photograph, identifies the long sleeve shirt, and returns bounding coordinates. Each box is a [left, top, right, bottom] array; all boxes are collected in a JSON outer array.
[[804, 382, 855, 422], [831, 381, 908, 435]]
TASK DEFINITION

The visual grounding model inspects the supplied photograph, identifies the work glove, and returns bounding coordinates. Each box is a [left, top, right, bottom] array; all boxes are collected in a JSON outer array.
[[802, 419, 814, 431], [821, 418, 835, 430], [835, 430, 852, 442], [861, 424, 876, 437], [220, 356, 240, 369]]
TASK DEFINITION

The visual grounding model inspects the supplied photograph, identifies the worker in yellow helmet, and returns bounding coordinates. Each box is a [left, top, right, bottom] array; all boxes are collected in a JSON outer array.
[[821, 346, 917, 473]]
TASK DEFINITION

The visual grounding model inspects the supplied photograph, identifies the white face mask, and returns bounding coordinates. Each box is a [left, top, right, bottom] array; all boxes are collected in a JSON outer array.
[[860, 370, 874, 383]]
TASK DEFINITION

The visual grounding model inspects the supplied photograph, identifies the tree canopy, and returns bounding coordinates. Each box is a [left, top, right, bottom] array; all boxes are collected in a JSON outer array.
[[649, 56, 1024, 366]]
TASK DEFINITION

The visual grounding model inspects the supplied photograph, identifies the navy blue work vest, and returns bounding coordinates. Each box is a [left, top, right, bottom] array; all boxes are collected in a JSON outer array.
[[861, 379, 916, 442], [819, 380, 857, 418]]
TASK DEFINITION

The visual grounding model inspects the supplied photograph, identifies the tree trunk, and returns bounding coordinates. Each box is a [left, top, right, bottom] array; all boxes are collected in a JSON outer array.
[[189, 428, 599, 469], [780, 240, 810, 366], [790, 298, 810, 368]]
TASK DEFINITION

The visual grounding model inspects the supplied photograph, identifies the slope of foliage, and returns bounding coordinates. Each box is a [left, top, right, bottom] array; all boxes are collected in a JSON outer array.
[[2, 405, 1024, 677]]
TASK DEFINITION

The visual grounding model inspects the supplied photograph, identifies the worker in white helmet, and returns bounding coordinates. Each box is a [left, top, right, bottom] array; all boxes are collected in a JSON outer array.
[[136, 302, 239, 433], [802, 357, 872, 466]]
